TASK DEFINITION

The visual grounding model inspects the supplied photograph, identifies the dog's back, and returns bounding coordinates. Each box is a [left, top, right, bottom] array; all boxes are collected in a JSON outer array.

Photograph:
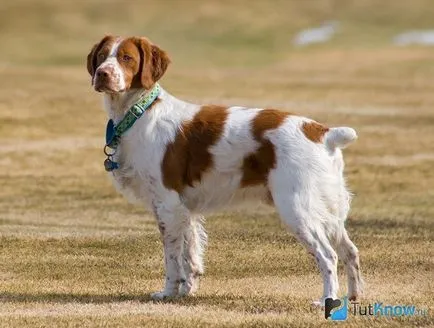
[[168, 106, 356, 218]]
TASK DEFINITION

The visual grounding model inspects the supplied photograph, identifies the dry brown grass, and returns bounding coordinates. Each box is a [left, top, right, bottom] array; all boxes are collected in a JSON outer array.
[[0, 0, 433, 327]]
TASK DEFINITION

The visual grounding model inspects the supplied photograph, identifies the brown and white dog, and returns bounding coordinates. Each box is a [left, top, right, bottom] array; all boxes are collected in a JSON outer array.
[[87, 35, 363, 304]]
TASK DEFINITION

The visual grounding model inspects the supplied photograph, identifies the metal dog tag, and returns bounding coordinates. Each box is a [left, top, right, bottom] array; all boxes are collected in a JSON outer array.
[[104, 158, 119, 172]]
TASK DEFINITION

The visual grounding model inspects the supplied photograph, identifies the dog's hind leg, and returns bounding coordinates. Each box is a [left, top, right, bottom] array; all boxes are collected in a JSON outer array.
[[272, 188, 339, 305], [336, 226, 363, 301], [180, 215, 207, 296]]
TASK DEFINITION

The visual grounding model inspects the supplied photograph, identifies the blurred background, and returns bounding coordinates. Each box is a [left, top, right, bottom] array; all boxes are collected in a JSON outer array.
[[3, 0, 434, 97], [2, 0, 434, 135], [0, 1, 433, 327]]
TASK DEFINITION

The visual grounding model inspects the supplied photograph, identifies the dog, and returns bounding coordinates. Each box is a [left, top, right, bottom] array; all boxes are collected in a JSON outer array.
[[87, 35, 363, 304]]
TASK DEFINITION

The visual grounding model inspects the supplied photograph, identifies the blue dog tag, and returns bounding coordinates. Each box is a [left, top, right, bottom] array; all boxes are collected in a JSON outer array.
[[106, 119, 116, 147]]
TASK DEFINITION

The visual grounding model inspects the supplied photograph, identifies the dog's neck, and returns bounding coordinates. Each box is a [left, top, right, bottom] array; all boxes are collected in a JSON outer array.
[[103, 88, 149, 123], [102, 87, 195, 126]]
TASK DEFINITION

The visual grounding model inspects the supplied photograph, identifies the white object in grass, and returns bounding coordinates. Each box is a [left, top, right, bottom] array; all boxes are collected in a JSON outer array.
[[394, 30, 434, 46], [293, 21, 339, 46]]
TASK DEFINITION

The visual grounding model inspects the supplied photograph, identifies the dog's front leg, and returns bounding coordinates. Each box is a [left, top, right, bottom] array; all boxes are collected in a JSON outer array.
[[152, 201, 189, 301]]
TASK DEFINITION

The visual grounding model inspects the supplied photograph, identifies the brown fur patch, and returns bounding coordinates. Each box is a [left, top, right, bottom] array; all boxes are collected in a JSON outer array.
[[128, 37, 171, 89], [86, 35, 117, 77], [302, 121, 329, 143], [116, 38, 142, 89], [113, 37, 170, 90], [162, 105, 228, 193], [87, 36, 170, 90], [241, 109, 290, 187]]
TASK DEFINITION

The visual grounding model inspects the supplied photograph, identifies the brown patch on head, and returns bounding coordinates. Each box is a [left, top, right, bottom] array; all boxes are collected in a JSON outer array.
[[241, 109, 290, 187], [113, 38, 142, 89], [302, 121, 329, 143], [127, 37, 171, 90], [87, 36, 170, 91], [162, 105, 228, 193], [86, 35, 117, 78], [103, 37, 170, 90]]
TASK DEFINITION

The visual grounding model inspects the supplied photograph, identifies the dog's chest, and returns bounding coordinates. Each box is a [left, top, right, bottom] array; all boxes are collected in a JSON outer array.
[[109, 167, 145, 205], [108, 133, 158, 205]]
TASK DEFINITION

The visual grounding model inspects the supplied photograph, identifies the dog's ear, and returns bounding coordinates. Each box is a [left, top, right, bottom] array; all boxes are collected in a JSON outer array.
[[135, 38, 171, 89], [86, 35, 114, 77], [150, 44, 171, 83]]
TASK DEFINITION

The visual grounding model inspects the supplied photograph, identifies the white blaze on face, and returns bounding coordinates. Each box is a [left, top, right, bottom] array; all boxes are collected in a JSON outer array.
[[94, 38, 126, 92]]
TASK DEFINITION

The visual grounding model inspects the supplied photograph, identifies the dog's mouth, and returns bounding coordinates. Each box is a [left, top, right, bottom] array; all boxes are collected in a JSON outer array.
[[94, 84, 125, 94]]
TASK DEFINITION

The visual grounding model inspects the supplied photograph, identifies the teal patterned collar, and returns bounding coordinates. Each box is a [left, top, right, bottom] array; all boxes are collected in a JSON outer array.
[[103, 83, 161, 171]]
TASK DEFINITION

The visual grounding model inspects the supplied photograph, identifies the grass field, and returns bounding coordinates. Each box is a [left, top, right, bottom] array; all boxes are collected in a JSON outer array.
[[0, 0, 433, 327]]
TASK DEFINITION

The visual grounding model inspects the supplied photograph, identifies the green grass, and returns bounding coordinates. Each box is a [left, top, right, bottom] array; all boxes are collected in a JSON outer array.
[[0, 0, 433, 327]]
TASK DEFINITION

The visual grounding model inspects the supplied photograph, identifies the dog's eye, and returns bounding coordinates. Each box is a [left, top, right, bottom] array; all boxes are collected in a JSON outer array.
[[122, 54, 132, 62], [98, 53, 105, 61]]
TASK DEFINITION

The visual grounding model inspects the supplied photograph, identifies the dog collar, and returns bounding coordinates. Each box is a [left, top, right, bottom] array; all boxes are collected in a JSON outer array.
[[103, 83, 161, 172]]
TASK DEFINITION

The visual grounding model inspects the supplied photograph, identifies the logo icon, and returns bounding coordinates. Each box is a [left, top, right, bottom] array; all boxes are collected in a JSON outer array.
[[325, 296, 348, 321]]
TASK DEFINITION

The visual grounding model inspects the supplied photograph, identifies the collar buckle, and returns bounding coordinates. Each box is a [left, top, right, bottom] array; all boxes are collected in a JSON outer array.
[[128, 105, 141, 119]]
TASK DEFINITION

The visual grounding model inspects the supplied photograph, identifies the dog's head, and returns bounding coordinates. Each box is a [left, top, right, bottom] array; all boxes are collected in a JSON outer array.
[[86, 36, 170, 93]]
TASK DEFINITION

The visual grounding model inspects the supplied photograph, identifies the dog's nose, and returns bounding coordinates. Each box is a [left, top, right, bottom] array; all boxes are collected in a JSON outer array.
[[96, 69, 109, 78]]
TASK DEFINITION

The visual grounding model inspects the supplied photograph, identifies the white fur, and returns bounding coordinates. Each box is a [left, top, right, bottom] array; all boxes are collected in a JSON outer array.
[[325, 127, 358, 151], [95, 50, 362, 303]]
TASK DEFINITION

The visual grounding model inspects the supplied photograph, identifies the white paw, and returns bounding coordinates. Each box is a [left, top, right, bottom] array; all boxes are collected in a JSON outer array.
[[151, 291, 174, 301], [178, 282, 196, 297], [178, 285, 190, 297]]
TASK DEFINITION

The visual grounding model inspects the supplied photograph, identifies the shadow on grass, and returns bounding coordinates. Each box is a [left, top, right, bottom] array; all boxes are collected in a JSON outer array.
[[347, 216, 434, 236], [0, 292, 303, 313], [0, 218, 153, 232], [0, 292, 152, 304], [0, 291, 250, 305]]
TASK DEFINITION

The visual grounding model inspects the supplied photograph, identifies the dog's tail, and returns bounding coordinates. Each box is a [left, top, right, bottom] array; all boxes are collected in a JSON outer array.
[[324, 127, 357, 151]]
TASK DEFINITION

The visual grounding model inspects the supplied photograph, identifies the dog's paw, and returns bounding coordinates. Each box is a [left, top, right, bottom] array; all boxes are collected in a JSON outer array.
[[151, 291, 175, 301], [178, 286, 191, 297], [178, 276, 201, 297], [178, 282, 197, 297], [348, 294, 358, 302]]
